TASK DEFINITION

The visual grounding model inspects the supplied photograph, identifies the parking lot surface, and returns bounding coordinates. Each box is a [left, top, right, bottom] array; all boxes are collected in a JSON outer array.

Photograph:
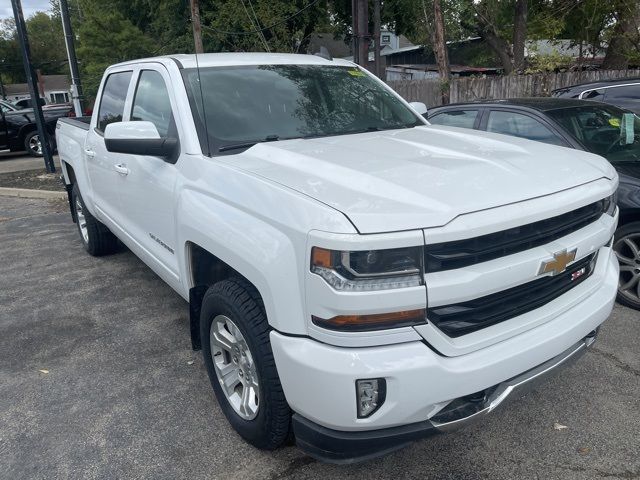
[[1, 196, 639, 480]]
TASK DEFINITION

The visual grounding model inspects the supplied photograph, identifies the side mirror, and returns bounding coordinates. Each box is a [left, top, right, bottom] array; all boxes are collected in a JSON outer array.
[[408, 101, 428, 116], [104, 121, 178, 163]]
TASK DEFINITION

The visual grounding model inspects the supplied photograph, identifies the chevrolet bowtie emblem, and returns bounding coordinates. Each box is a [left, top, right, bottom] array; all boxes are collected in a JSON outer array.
[[538, 249, 577, 276]]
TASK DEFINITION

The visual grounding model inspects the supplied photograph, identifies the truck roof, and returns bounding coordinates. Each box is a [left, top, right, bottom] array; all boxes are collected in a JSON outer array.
[[111, 52, 355, 69]]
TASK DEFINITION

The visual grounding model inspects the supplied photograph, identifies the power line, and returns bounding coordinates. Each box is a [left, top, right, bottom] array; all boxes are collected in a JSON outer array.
[[199, 0, 321, 36]]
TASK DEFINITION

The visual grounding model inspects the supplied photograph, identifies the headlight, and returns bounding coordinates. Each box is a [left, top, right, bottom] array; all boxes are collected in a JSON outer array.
[[603, 191, 617, 216], [310, 246, 423, 291]]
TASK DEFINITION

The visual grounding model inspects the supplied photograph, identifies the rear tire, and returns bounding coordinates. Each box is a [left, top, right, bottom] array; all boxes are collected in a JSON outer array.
[[613, 221, 640, 310], [200, 278, 291, 449], [71, 184, 119, 256], [23, 130, 53, 157]]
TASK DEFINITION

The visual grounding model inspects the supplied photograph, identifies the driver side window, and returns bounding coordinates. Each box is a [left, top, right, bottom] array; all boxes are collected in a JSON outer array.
[[131, 70, 176, 138]]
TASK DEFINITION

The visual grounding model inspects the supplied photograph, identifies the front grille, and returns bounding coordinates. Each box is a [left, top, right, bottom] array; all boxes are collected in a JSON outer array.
[[427, 253, 597, 338], [424, 200, 606, 273]]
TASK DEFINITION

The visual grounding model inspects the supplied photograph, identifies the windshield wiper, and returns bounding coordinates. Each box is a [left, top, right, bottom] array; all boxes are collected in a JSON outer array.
[[219, 135, 280, 152]]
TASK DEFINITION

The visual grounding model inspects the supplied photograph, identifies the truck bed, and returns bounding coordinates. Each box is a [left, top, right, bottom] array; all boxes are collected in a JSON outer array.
[[58, 117, 91, 131]]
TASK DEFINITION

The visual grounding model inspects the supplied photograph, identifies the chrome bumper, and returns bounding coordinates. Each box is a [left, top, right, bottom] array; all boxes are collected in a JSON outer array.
[[430, 329, 598, 432]]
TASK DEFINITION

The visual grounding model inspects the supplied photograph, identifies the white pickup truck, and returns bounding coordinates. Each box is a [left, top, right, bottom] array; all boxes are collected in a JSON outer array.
[[56, 53, 620, 463]]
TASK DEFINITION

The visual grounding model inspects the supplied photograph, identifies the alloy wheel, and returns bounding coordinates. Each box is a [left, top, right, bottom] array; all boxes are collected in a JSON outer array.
[[613, 233, 640, 305], [209, 315, 260, 420], [29, 134, 42, 155], [75, 197, 89, 243]]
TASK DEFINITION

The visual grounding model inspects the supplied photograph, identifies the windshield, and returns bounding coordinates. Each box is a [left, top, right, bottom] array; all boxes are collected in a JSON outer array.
[[547, 104, 640, 163], [181, 65, 423, 155]]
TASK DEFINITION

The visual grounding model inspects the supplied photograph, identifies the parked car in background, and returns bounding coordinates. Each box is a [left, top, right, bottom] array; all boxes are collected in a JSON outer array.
[[552, 78, 640, 114], [428, 98, 640, 310], [13, 97, 74, 117], [1, 99, 61, 156]]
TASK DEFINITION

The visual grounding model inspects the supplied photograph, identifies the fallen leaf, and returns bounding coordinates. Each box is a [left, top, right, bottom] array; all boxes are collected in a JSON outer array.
[[554, 422, 568, 430], [578, 447, 590, 454], [187, 360, 194, 366], [38, 369, 49, 374]]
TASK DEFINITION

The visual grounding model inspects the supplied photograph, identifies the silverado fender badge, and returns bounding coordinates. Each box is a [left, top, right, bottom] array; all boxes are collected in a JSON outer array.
[[538, 248, 577, 276]]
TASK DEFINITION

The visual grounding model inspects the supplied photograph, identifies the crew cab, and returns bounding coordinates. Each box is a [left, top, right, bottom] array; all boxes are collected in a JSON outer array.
[[56, 53, 619, 463]]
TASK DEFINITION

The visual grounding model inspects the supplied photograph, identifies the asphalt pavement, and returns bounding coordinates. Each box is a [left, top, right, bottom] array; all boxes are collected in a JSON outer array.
[[0, 196, 638, 480], [0, 151, 60, 174]]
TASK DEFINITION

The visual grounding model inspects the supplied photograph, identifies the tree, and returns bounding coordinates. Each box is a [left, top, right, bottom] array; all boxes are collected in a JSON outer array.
[[603, 0, 640, 69]]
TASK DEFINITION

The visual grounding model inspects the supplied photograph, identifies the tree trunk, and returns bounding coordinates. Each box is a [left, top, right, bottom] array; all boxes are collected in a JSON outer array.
[[512, 0, 527, 72], [431, 0, 451, 103], [603, 1, 640, 70]]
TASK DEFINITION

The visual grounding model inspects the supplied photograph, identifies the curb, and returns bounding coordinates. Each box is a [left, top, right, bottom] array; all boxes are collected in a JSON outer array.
[[0, 187, 66, 200]]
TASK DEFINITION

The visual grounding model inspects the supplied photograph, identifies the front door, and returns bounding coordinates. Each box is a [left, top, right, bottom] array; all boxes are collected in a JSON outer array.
[[114, 66, 181, 286]]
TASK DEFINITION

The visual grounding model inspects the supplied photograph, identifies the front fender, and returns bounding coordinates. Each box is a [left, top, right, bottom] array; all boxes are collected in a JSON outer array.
[[177, 188, 311, 335]]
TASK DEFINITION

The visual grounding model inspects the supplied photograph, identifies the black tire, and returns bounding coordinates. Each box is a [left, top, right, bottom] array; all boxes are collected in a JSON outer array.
[[71, 184, 119, 256], [23, 130, 53, 157], [200, 278, 291, 449], [613, 221, 640, 310]]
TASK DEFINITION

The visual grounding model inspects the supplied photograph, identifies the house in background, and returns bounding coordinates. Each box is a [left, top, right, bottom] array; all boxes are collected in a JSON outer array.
[[3, 74, 71, 105]]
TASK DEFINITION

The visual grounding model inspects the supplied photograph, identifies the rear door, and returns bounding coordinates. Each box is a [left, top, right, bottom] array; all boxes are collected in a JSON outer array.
[[85, 69, 134, 223], [114, 64, 181, 284], [0, 102, 10, 148]]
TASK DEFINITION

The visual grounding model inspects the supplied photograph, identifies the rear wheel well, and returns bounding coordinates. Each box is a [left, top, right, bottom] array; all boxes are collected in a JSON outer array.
[[187, 242, 265, 350]]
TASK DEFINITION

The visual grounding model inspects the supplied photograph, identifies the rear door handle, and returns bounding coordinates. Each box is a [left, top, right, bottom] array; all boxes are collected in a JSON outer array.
[[114, 163, 129, 176]]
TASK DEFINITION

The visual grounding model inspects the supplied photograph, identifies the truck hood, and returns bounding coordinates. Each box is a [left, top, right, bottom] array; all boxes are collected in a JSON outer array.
[[231, 125, 616, 233]]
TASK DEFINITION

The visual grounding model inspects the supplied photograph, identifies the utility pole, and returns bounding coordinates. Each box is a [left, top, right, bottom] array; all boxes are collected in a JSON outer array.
[[431, 0, 451, 104], [0, 72, 5, 99], [11, 0, 55, 173], [352, 0, 369, 69], [190, 0, 204, 54], [60, 0, 83, 117], [373, 0, 382, 79]]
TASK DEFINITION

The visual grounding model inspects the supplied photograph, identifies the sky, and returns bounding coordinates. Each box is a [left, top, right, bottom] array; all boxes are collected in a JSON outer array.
[[1, 0, 53, 21]]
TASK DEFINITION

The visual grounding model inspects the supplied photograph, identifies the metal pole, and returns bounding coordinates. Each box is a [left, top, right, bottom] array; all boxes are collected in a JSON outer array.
[[60, 0, 83, 116], [190, 0, 204, 54], [11, 0, 55, 172]]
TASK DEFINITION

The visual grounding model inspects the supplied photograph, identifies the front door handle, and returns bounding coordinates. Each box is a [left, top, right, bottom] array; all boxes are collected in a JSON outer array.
[[114, 163, 129, 176], [84, 148, 96, 158]]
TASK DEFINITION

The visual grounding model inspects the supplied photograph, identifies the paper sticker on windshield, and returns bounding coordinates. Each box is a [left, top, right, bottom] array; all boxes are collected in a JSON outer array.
[[609, 118, 620, 127], [348, 69, 365, 77]]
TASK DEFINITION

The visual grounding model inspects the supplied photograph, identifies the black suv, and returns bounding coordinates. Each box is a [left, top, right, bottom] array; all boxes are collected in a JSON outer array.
[[552, 78, 640, 114]]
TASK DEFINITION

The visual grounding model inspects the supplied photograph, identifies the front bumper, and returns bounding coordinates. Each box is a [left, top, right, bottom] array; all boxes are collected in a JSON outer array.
[[292, 331, 598, 463], [271, 247, 619, 461]]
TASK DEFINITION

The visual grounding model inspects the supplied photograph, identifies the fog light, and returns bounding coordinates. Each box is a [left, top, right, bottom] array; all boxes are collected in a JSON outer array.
[[356, 378, 386, 418]]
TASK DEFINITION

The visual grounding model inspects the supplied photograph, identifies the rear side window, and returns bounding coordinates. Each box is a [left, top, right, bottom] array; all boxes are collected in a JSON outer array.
[[604, 85, 639, 99], [486, 110, 566, 146], [97, 71, 133, 132], [131, 70, 175, 138], [429, 110, 478, 129]]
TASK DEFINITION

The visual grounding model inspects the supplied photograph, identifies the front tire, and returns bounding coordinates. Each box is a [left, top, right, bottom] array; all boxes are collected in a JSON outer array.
[[71, 184, 119, 256], [200, 279, 291, 449], [613, 221, 640, 310]]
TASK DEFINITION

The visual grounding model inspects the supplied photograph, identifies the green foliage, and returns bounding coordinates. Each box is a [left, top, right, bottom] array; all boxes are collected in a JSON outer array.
[[525, 50, 573, 73]]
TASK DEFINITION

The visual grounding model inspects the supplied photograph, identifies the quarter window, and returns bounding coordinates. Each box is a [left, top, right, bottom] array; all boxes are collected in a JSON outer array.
[[131, 70, 175, 138], [604, 85, 639, 99], [486, 111, 566, 146], [429, 110, 478, 129], [97, 71, 133, 132]]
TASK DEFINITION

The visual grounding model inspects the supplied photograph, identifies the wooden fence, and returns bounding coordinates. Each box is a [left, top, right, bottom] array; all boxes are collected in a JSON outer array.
[[387, 69, 640, 108]]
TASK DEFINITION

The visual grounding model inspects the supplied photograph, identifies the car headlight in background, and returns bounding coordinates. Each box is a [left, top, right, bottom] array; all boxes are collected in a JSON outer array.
[[310, 246, 423, 291], [604, 191, 617, 216]]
